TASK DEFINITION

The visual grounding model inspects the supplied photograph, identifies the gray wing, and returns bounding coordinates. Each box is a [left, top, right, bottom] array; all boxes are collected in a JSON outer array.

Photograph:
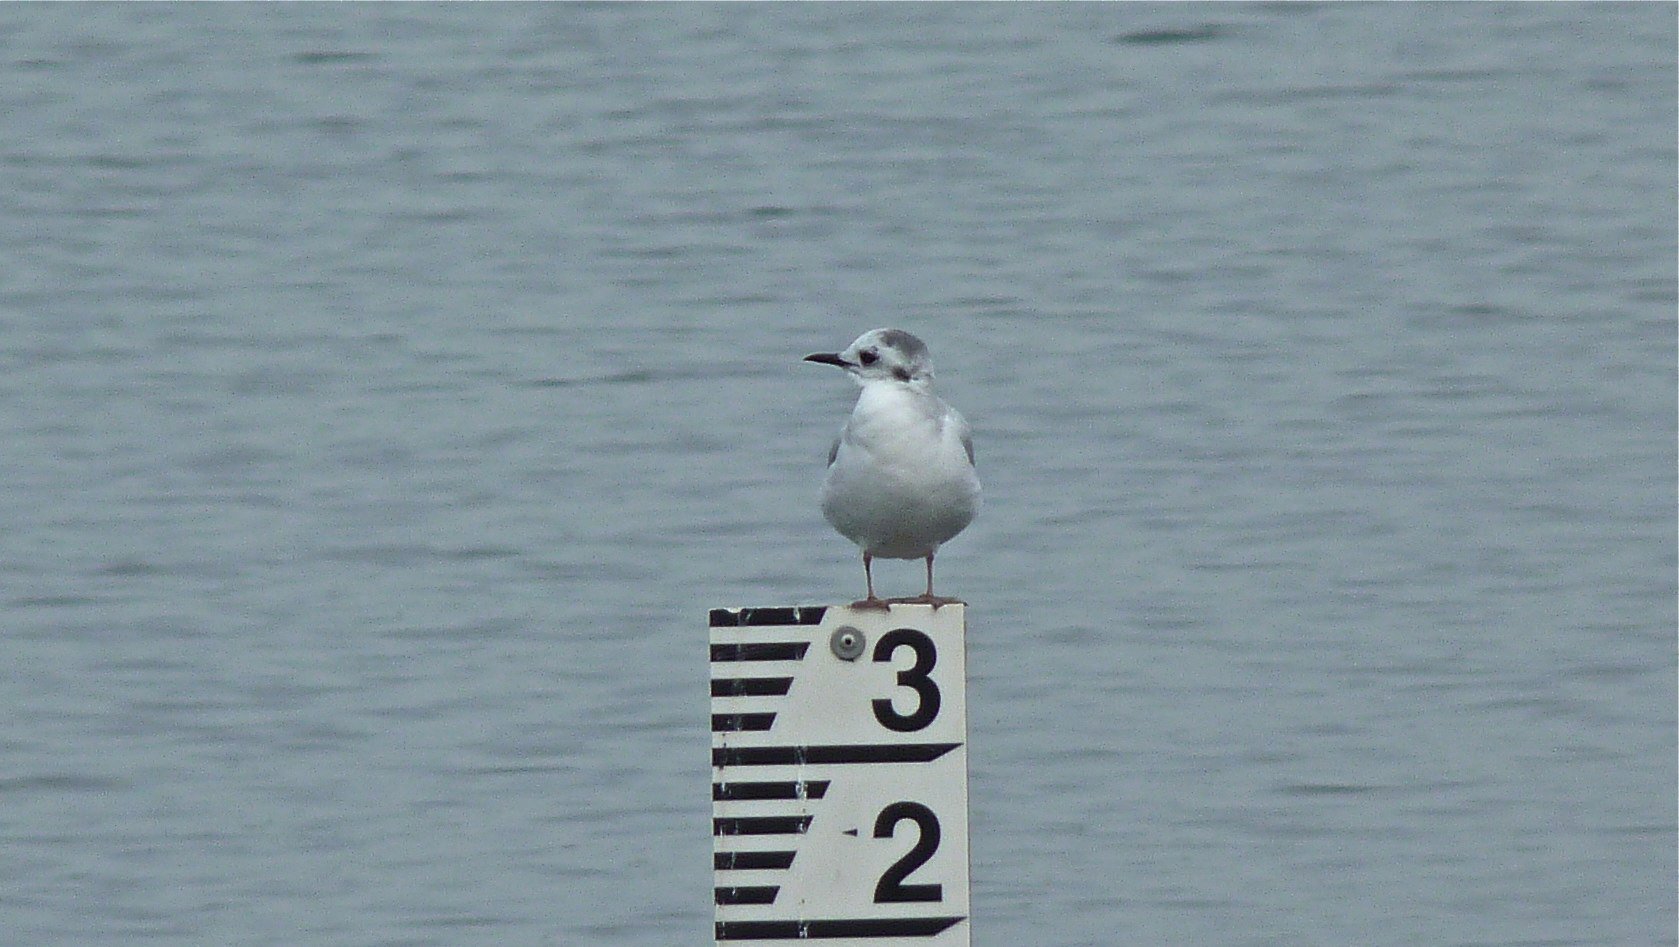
[[827, 434, 841, 467], [946, 406, 975, 466], [922, 391, 975, 466]]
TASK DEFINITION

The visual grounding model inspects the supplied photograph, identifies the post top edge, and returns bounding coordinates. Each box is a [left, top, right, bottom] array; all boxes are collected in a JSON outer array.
[[709, 602, 966, 627]]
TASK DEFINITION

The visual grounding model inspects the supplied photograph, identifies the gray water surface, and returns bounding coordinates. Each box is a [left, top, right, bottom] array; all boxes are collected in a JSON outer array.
[[1, 4, 1673, 946]]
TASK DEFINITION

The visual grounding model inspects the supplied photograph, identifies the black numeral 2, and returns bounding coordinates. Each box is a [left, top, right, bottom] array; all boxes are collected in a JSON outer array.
[[873, 802, 943, 903], [871, 629, 940, 732]]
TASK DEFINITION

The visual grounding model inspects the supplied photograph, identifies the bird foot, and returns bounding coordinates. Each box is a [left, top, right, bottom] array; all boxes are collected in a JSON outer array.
[[849, 596, 892, 611]]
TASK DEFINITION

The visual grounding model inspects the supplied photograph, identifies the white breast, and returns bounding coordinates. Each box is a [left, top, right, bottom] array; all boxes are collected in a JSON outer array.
[[819, 383, 980, 559]]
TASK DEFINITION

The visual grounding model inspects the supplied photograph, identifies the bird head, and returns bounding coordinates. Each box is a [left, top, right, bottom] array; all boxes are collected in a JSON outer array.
[[804, 328, 934, 385]]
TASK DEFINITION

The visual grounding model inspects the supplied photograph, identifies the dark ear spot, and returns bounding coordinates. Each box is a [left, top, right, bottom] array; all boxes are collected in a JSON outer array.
[[877, 330, 928, 361], [892, 367, 911, 382]]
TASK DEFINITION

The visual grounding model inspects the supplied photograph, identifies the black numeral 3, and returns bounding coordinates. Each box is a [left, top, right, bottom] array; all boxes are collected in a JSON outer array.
[[871, 629, 940, 732]]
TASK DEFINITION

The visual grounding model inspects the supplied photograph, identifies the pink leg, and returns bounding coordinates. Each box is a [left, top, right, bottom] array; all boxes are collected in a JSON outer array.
[[907, 551, 964, 608], [853, 552, 889, 610]]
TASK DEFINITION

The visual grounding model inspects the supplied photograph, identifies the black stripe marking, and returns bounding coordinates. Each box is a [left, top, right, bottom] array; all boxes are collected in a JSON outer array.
[[714, 850, 796, 871], [710, 641, 810, 662], [712, 713, 776, 732], [713, 743, 961, 767], [713, 815, 812, 836], [713, 780, 829, 801], [715, 885, 779, 905], [710, 607, 827, 627], [716, 917, 965, 939], [711, 677, 793, 697]]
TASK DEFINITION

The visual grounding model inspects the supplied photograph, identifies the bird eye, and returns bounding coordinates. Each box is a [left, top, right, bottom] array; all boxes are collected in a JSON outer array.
[[859, 349, 878, 365]]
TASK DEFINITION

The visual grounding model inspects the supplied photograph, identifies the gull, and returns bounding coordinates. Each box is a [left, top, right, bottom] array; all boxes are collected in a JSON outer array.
[[804, 329, 980, 608]]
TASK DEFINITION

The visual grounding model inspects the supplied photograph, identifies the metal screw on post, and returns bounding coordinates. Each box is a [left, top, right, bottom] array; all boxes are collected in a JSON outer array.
[[830, 626, 866, 661]]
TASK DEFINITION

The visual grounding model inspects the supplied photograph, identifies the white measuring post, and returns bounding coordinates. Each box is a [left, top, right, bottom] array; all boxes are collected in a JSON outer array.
[[709, 604, 971, 945]]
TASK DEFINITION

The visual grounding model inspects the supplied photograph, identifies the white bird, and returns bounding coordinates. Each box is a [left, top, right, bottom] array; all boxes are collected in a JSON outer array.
[[804, 329, 980, 608]]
